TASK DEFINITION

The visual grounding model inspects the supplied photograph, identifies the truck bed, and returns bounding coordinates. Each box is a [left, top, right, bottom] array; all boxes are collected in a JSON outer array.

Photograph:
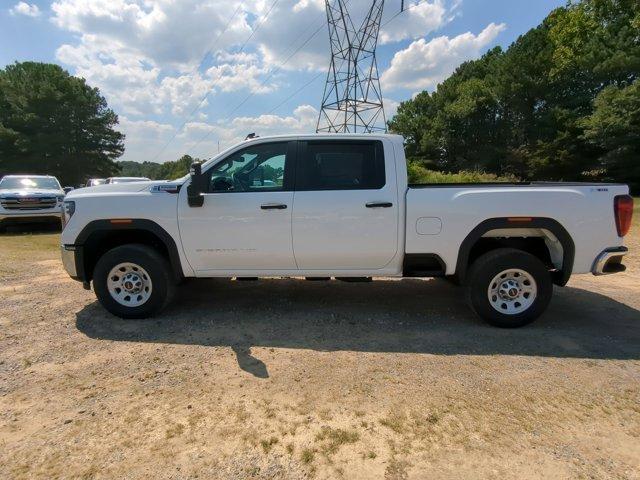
[[405, 182, 629, 276]]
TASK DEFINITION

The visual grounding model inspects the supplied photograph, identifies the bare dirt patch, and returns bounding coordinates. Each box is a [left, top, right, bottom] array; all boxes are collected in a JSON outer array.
[[0, 222, 639, 479]]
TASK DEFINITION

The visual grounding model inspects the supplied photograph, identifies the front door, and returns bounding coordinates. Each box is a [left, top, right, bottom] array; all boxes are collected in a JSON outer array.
[[292, 139, 399, 270], [178, 140, 297, 273]]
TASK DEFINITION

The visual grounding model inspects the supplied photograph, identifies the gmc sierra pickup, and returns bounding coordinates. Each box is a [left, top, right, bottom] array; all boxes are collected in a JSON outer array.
[[0, 174, 66, 231], [60, 134, 633, 327]]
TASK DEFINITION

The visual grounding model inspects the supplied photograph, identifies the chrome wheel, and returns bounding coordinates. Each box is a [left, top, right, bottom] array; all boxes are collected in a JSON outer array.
[[487, 268, 537, 315], [106, 262, 153, 307]]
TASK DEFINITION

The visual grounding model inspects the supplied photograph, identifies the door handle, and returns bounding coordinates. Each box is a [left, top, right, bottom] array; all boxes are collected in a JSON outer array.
[[366, 202, 393, 208], [260, 203, 288, 210]]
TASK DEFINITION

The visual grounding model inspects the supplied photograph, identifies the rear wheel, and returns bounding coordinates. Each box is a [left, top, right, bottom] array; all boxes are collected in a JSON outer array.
[[466, 248, 552, 328], [93, 244, 175, 319]]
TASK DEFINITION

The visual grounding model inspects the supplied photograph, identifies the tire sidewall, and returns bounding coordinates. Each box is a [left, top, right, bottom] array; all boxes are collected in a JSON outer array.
[[468, 250, 553, 328], [93, 244, 172, 319]]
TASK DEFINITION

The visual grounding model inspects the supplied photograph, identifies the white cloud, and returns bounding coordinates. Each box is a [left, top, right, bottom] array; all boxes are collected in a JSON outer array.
[[9, 2, 41, 17], [184, 104, 319, 159], [379, 1, 448, 44], [381, 22, 507, 92], [383, 97, 400, 120], [51, 0, 291, 120], [51, 0, 252, 69], [117, 105, 318, 163], [54, 31, 277, 118]]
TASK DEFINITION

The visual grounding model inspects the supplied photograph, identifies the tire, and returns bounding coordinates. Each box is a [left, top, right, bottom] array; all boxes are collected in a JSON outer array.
[[93, 244, 175, 319], [466, 248, 552, 328]]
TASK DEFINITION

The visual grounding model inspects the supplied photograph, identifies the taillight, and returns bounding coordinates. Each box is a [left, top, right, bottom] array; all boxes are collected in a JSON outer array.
[[614, 195, 633, 237]]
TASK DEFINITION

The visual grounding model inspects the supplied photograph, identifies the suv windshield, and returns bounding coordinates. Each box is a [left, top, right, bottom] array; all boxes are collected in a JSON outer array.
[[0, 177, 61, 190]]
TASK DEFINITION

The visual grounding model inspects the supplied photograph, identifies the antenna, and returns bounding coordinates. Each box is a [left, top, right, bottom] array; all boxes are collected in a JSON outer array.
[[316, 0, 387, 133]]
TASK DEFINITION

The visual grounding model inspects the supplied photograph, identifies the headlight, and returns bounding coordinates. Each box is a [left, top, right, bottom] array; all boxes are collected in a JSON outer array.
[[61, 200, 75, 228]]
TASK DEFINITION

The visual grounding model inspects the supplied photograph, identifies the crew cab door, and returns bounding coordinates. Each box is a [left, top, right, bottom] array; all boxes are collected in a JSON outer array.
[[178, 141, 297, 273], [292, 139, 399, 270]]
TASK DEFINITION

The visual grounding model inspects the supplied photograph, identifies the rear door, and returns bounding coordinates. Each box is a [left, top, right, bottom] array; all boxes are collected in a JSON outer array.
[[292, 139, 399, 270]]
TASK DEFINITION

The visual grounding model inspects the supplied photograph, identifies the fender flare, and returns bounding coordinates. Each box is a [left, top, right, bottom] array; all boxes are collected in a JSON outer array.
[[73, 219, 184, 282], [455, 217, 575, 286]]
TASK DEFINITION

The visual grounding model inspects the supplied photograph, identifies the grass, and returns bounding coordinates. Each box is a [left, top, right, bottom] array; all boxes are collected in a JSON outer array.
[[260, 436, 279, 453], [300, 448, 315, 464], [315, 426, 360, 456], [0, 230, 60, 278]]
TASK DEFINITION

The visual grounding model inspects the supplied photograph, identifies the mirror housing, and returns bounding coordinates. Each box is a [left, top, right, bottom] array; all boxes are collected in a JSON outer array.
[[63, 186, 74, 194], [187, 161, 205, 207]]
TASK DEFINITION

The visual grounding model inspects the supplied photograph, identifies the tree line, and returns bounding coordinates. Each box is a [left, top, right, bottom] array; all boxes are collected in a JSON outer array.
[[388, 0, 639, 192], [117, 155, 196, 181]]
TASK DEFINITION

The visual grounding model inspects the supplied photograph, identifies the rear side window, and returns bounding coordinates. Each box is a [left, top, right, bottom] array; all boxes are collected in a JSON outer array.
[[296, 141, 385, 191]]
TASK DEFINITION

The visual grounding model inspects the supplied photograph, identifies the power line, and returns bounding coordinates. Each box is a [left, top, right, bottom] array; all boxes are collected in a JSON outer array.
[[382, 0, 428, 27], [236, 0, 280, 54], [149, 1, 280, 163], [188, 0, 355, 156], [148, 5, 243, 163], [266, 71, 325, 114]]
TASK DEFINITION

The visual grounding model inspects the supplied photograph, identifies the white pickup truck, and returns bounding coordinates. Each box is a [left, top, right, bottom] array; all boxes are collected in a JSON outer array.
[[0, 174, 66, 231], [60, 134, 633, 327]]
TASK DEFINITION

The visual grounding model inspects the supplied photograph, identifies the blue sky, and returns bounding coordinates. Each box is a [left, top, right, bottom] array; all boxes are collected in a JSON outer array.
[[1, 0, 565, 163]]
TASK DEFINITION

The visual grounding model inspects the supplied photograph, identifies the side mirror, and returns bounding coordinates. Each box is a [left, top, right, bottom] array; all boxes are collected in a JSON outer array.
[[187, 162, 205, 207], [63, 187, 74, 194]]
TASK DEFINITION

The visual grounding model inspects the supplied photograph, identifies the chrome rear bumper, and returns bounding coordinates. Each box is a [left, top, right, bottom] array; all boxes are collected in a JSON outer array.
[[592, 246, 628, 275]]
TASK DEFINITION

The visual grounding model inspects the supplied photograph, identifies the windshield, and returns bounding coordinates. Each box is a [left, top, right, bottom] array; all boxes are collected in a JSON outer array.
[[0, 176, 61, 190]]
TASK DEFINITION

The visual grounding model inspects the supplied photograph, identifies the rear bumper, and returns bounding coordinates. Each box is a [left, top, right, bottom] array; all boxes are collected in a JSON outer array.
[[592, 246, 628, 275]]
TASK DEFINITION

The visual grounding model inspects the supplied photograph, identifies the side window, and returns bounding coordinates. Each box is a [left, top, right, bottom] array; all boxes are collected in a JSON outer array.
[[207, 142, 289, 193], [296, 141, 385, 191]]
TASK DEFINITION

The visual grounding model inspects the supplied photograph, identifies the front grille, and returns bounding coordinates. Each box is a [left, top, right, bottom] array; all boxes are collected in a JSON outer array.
[[1, 197, 58, 210]]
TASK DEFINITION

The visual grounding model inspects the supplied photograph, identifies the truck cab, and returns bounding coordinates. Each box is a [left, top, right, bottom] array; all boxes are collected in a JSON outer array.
[[60, 134, 632, 327]]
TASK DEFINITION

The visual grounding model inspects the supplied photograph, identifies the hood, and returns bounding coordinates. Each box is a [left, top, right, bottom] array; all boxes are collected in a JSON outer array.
[[66, 179, 182, 198], [0, 188, 64, 198]]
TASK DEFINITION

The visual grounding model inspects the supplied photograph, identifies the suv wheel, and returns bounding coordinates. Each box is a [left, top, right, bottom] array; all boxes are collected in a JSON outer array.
[[466, 248, 553, 328], [93, 244, 175, 319]]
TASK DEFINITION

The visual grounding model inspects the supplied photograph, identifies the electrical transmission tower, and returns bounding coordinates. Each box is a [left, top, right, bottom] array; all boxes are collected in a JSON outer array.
[[316, 0, 387, 133]]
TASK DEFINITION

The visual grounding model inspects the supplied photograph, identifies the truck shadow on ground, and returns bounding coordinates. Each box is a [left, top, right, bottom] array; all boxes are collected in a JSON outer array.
[[76, 278, 640, 377]]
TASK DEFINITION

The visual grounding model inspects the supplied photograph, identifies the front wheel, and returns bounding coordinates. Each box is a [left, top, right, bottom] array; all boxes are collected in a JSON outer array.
[[466, 248, 553, 328], [93, 244, 175, 319]]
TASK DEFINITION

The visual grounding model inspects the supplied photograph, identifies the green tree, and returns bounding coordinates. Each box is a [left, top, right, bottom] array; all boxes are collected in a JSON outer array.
[[581, 80, 640, 191], [388, 0, 639, 189], [116, 154, 196, 180], [0, 62, 124, 185]]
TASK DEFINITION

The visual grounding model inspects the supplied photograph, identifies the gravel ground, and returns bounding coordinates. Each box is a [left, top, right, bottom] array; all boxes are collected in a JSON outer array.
[[0, 222, 638, 480]]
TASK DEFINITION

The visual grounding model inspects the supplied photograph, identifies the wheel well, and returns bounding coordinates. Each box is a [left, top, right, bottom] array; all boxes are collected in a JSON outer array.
[[82, 229, 172, 282], [467, 237, 553, 271], [455, 218, 575, 286]]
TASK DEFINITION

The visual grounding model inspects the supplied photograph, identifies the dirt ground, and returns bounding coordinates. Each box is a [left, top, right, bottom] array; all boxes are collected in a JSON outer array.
[[0, 212, 639, 480]]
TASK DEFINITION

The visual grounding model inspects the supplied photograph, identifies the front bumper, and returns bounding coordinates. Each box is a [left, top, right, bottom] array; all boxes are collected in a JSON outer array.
[[0, 211, 62, 226], [592, 246, 628, 275], [61, 244, 86, 283]]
